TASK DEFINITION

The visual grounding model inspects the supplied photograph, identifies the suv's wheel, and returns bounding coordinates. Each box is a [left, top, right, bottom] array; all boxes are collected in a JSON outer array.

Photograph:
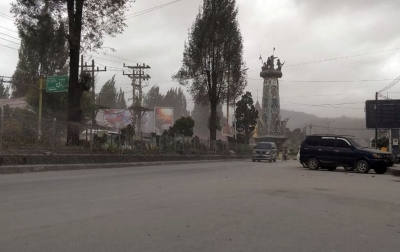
[[374, 166, 387, 174], [308, 158, 319, 170], [356, 160, 370, 173]]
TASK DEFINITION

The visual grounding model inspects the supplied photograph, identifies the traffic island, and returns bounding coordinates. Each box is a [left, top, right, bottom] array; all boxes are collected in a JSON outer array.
[[388, 166, 400, 177], [0, 154, 250, 174]]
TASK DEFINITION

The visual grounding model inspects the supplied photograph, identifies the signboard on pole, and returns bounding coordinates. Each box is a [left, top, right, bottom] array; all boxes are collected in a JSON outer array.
[[365, 99, 400, 129], [46, 75, 68, 93], [154, 107, 174, 135]]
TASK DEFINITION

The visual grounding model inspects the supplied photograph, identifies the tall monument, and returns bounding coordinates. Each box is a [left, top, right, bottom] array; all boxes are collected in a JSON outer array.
[[254, 51, 289, 145]]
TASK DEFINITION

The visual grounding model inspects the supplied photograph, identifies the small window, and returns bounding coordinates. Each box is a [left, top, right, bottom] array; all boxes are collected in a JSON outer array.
[[306, 137, 320, 146], [321, 138, 335, 147], [337, 139, 351, 148]]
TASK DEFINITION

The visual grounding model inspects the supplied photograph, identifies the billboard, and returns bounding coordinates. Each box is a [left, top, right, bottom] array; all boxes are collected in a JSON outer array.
[[154, 107, 174, 135], [96, 109, 132, 130], [141, 111, 154, 134], [365, 100, 400, 129]]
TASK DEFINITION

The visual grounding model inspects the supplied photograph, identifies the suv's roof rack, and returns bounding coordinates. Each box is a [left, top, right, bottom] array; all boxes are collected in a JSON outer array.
[[310, 134, 356, 137]]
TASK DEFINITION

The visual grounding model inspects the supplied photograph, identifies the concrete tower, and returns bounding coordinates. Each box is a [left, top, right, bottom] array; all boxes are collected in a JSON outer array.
[[254, 53, 289, 146]]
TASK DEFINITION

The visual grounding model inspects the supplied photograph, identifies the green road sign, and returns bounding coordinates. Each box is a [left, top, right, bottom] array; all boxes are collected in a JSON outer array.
[[46, 75, 69, 93]]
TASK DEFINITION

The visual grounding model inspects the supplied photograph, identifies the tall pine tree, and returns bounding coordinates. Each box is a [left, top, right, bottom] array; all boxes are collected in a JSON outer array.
[[174, 0, 246, 140]]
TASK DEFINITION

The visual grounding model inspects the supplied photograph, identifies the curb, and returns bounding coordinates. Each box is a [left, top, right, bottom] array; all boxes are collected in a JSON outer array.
[[0, 159, 247, 175], [388, 167, 400, 177]]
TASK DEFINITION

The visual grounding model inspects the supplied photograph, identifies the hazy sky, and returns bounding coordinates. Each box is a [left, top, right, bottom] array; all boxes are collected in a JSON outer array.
[[1, 0, 400, 119]]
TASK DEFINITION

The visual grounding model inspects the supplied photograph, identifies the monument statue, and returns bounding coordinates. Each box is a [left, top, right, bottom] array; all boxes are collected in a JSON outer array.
[[276, 59, 285, 71]]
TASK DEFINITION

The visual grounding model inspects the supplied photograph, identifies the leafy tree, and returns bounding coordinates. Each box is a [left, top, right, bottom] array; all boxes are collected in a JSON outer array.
[[163, 87, 189, 121], [235, 92, 258, 144], [99, 76, 117, 109], [143, 86, 164, 109], [192, 101, 223, 139], [166, 117, 195, 137], [173, 0, 246, 141], [116, 88, 127, 109], [12, 0, 135, 145], [371, 137, 389, 149], [0, 78, 10, 99], [11, 6, 69, 98]]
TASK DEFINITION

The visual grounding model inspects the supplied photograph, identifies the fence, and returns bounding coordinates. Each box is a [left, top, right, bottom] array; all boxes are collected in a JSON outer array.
[[0, 113, 252, 156]]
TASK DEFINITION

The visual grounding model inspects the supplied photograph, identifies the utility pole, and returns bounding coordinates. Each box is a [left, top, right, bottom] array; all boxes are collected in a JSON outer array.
[[38, 76, 43, 140], [375, 92, 378, 149], [309, 124, 313, 135], [123, 63, 151, 136], [227, 65, 230, 127], [80, 56, 106, 151]]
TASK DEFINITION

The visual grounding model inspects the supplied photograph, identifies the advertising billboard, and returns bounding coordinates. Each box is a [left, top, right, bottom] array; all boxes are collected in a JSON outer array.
[[365, 100, 400, 129], [141, 111, 154, 134], [154, 107, 174, 135], [96, 109, 132, 130]]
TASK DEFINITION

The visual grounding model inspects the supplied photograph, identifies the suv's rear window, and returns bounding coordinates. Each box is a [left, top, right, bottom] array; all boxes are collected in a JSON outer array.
[[255, 143, 273, 149], [305, 137, 320, 146]]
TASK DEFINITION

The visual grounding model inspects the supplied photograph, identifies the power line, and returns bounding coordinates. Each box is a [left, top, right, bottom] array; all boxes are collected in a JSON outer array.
[[0, 32, 21, 41], [0, 25, 18, 34], [125, 0, 184, 20], [0, 37, 20, 45], [0, 12, 13, 19], [378, 74, 400, 93], [281, 101, 364, 110], [0, 13, 13, 21], [286, 47, 400, 67], [0, 43, 18, 50], [279, 78, 396, 83]]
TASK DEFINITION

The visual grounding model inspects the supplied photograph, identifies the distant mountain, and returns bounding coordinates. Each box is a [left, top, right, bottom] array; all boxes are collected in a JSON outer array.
[[280, 109, 374, 141]]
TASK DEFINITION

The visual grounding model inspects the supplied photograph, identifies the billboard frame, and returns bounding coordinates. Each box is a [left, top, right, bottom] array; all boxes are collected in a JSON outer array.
[[154, 107, 174, 135], [365, 99, 400, 129]]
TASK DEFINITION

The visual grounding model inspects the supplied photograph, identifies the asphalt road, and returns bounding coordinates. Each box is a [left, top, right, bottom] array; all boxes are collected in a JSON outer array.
[[1, 160, 400, 252]]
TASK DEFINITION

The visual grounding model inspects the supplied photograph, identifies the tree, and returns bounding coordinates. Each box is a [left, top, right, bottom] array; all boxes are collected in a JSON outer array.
[[99, 76, 117, 109], [143, 86, 164, 109], [0, 78, 10, 99], [12, 0, 135, 145], [168, 116, 195, 137], [371, 136, 389, 149], [116, 88, 127, 109], [192, 101, 223, 139], [11, 5, 69, 98], [235, 92, 258, 144], [173, 0, 246, 141], [163, 88, 189, 121]]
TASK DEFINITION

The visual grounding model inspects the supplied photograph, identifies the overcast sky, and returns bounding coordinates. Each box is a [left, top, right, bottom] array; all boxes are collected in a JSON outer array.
[[1, 0, 400, 119]]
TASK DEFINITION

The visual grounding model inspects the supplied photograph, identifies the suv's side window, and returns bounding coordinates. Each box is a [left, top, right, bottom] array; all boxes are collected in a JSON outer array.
[[321, 138, 335, 147], [306, 137, 320, 146], [336, 138, 352, 148]]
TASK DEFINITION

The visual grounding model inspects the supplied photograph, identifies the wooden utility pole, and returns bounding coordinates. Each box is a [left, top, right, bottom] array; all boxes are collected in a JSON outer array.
[[123, 63, 151, 136], [80, 56, 106, 151]]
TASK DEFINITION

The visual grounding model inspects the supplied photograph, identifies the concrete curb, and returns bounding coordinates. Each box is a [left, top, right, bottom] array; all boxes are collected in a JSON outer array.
[[0, 159, 247, 175], [388, 167, 400, 177]]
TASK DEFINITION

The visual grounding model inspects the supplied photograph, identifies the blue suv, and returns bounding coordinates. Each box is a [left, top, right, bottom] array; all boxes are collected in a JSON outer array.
[[300, 135, 392, 174]]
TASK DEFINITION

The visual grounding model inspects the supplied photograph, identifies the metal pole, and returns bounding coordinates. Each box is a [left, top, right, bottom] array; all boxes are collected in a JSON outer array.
[[90, 59, 95, 152], [0, 110, 3, 152], [38, 77, 43, 140], [375, 92, 378, 149], [52, 118, 56, 152], [118, 127, 121, 154]]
